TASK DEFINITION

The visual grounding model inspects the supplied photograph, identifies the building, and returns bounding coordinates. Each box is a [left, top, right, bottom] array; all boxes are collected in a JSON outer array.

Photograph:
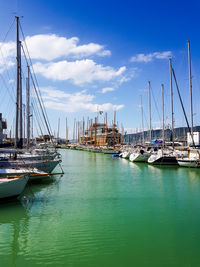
[[81, 122, 121, 146], [187, 132, 200, 146]]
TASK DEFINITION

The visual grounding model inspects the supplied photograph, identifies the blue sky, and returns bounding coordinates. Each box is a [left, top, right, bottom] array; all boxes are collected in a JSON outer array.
[[0, 0, 200, 138]]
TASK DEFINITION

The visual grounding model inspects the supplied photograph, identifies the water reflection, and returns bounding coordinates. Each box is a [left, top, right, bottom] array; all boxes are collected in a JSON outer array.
[[1, 150, 200, 266], [0, 176, 61, 266]]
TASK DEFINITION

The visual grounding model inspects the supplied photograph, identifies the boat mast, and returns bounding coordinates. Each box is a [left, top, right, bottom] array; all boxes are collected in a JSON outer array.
[[188, 40, 194, 144], [31, 103, 33, 143], [140, 95, 145, 145], [19, 40, 23, 148], [94, 117, 97, 147], [113, 111, 116, 150], [26, 65, 30, 149], [57, 118, 60, 143], [23, 104, 25, 140], [82, 117, 85, 145], [169, 58, 174, 148], [66, 117, 68, 144], [15, 16, 20, 149], [148, 81, 152, 143], [73, 119, 76, 145], [172, 68, 195, 146], [105, 112, 108, 147], [162, 84, 165, 149]]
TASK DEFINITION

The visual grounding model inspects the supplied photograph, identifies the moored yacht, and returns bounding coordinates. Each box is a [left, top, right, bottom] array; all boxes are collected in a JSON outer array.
[[177, 149, 200, 168], [129, 148, 151, 162], [0, 168, 51, 181], [0, 174, 29, 199], [121, 151, 130, 159], [148, 149, 178, 165], [0, 158, 61, 173]]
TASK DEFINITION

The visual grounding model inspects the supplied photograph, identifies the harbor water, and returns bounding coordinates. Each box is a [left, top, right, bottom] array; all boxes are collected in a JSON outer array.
[[0, 149, 200, 266]]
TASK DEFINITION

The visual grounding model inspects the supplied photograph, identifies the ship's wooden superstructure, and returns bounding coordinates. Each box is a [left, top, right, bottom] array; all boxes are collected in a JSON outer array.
[[81, 122, 121, 147]]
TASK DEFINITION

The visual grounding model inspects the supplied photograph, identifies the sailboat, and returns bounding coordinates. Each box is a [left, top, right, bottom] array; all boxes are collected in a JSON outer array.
[[177, 149, 200, 167], [148, 84, 178, 165], [130, 82, 152, 163], [177, 40, 199, 168], [0, 17, 62, 174], [129, 147, 151, 162], [0, 174, 29, 199]]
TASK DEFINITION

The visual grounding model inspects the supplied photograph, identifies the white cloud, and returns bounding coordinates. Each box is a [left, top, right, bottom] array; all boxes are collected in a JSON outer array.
[[0, 42, 15, 73], [101, 87, 115, 93], [33, 60, 126, 85], [24, 34, 111, 60], [40, 86, 124, 112], [0, 35, 131, 89], [130, 51, 172, 63], [0, 35, 130, 87]]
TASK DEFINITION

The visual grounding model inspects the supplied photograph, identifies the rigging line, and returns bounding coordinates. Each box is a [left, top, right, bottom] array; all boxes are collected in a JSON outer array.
[[3, 95, 14, 118], [6, 104, 15, 124], [0, 46, 16, 92], [2, 78, 10, 104], [0, 17, 15, 45], [0, 73, 15, 103], [30, 86, 47, 132], [0, 18, 16, 88], [31, 96, 46, 134], [33, 115, 40, 138], [143, 109, 149, 130], [32, 104, 44, 136], [172, 67, 195, 147], [20, 44, 54, 144], [31, 89, 48, 133], [19, 24, 53, 135], [150, 84, 162, 124]]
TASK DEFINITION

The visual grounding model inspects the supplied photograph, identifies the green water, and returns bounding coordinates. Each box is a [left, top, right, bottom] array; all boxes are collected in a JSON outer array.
[[0, 150, 200, 266]]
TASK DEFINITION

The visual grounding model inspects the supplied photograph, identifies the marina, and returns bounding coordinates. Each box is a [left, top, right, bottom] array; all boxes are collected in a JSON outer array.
[[1, 149, 200, 266], [1, 1, 200, 266]]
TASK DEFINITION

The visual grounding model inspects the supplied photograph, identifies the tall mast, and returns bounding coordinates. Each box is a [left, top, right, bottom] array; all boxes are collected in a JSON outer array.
[[76, 121, 78, 144], [113, 111, 116, 150], [23, 104, 25, 140], [105, 112, 108, 147], [66, 117, 68, 144], [73, 119, 76, 144], [169, 58, 174, 148], [162, 84, 165, 149], [82, 117, 85, 145], [57, 118, 60, 143], [117, 121, 120, 145], [19, 41, 23, 148], [78, 121, 80, 144], [15, 16, 20, 149], [31, 103, 33, 143], [26, 66, 30, 149], [188, 40, 194, 142], [140, 95, 145, 145], [94, 117, 97, 147], [148, 81, 152, 143]]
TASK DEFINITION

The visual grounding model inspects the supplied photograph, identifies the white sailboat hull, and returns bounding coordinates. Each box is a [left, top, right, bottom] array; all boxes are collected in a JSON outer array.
[[121, 152, 130, 159], [0, 175, 29, 199], [0, 159, 61, 173], [178, 159, 200, 168], [148, 154, 178, 165], [129, 152, 150, 162]]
